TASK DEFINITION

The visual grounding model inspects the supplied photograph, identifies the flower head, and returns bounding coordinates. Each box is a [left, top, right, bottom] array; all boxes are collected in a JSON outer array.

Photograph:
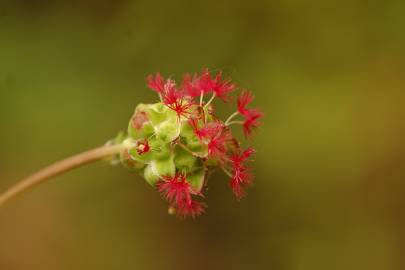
[[122, 70, 263, 218]]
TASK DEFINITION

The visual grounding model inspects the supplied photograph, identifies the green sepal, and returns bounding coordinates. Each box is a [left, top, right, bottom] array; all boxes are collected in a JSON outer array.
[[187, 169, 205, 193], [128, 148, 152, 164], [128, 120, 154, 140], [144, 164, 160, 186], [174, 146, 197, 172], [155, 119, 181, 143], [147, 103, 168, 125], [151, 155, 176, 177], [186, 137, 208, 157], [120, 150, 145, 173], [180, 119, 194, 138], [149, 138, 171, 160], [204, 158, 220, 167], [128, 104, 155, 140]]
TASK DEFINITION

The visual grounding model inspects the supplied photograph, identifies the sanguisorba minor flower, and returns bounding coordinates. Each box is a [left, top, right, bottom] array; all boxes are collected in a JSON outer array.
[[119, 69, 263, 218]]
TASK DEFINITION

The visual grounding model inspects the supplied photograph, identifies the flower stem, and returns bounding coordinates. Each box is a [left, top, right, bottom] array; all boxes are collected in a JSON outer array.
[[221, 167, 233, 178], [199, 91, 204, 106], [0, 144, 125, 208], [226, 120, 244, 126], [225, 111, 239, 125], [204, 93, 216, 108]]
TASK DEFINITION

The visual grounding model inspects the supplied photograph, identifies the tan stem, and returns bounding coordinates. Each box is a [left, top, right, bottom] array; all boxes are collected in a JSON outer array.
[[204, 92, 216, 108], [226, 120, 244, 126], [0, 144, 124, 207], [225, 111, 239, 125]]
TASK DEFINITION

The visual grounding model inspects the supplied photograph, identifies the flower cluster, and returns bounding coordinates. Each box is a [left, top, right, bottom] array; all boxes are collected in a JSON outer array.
[[118, 69, 262, 218]]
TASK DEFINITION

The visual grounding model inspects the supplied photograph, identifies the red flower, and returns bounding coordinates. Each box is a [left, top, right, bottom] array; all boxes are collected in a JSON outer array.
[[147, 73, 165, 93], [189, 118, 221, 141], [236, 90, 263, 137], [157, 174, 205, 218], [160, 79, 178, 103], [230, 168, 253, 198], [165, 97, 192, 119], [181, 73, 201, 98], [237, 90, 254, 116], [159, 79, 193, 118], [242, 110, 263, 137], [207, 124, 232, 162], [180, 69, 215, 99], [147, 74, 192, 118], [197, 69, 215, 94], [189, 117, 206, 140], [158, 174, 192, 206], [211, 71, 235, 102], [230, 147, 255, 164], [229, 147, 255, 199], [153, 70, 235, 106], [136, 140, 150, 155], [176, 200, 206, 218]]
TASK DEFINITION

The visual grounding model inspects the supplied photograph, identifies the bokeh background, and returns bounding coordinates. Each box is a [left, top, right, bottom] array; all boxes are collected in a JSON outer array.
[[1, 0, 405, 269]]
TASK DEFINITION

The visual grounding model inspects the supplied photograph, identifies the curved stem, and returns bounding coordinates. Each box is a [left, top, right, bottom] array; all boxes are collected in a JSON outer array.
[[0, 144, 125, 208], [225, 111, 239, 125], [204, 92, 216, 108], [199, 91, 204, 106], [221, 167, 233, 178], [226, 120, 244, 126]]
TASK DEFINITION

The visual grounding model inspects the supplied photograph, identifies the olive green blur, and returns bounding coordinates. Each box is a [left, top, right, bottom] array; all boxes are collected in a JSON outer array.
[[1, 1, 405, 269]]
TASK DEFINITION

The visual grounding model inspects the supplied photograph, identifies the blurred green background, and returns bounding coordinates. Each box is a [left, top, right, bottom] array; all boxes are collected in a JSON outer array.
[[1, 0, 405, 269]]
